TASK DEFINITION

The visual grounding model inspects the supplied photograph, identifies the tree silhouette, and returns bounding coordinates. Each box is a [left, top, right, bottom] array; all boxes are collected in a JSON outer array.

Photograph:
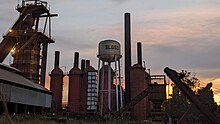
[[166, 70, 219, 123]]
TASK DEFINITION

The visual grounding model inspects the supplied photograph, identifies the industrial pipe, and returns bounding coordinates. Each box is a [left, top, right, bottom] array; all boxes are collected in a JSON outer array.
[[137, 42, 142, 66], [54, 51, 60, 68], [74, 52, 79, 68], [124, 12, 131, 104]]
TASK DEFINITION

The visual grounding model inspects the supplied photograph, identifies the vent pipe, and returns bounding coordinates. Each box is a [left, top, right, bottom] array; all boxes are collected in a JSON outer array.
[[81, 59, 85, 71], [54, 51, 60, 68], [74, 52, 79, 68], [137, 42, 142, 66], [124, 12, 131, 104], [86, 60, 90, 68]]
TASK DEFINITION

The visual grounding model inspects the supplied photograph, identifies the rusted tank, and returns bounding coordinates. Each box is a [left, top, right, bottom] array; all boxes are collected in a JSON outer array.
[[49, 51, 64, 111], [130, 64, 150, 120], [68, 52, 81, 113]]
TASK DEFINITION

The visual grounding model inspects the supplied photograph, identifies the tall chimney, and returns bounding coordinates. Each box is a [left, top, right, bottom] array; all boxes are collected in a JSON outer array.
[[86, 60, 90, 68], [81, 59, 85, 71], [124, 12, 131, 104], [74, 52, 79, 68], [54, 51, 60, 68], [137, 42, 142, 66]]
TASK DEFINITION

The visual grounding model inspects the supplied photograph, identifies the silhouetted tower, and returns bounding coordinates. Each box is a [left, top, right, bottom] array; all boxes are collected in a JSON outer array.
[[80, 60, 98, 113], [68, 52, 82, 112], [130, 42, 150, 120], [0, 0, 57, 85], [124, 12, 131, 104], [49, 51, 64, 110], [97, 40, 123, 115], [137, 42, 142, 66]]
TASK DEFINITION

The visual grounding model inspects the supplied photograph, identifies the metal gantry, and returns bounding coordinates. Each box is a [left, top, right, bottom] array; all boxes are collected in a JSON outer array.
[[0, 0, 57, 85]]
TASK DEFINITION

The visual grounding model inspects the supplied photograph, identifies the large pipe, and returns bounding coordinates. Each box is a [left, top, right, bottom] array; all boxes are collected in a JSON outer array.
[[54, 51, 60, 68], [100, 61, 105, 116], [115, 56, 119, 111], [124, 12, 131, 104], [81, 59, 85, 71], [137, 42, 142, 66], [108, 62, 111, 111], [164, 67, 220, 124], [86, 60, 90, 68], [74, 52, 79, 68]]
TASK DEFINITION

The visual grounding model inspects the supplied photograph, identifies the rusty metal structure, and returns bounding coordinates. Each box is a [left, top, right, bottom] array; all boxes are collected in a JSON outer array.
[[81, 60, 98, 113], [130, 64, 150, 120], [68, 52, 82, 113], [149, 75, 167, 122], [164, 67, 220, 124], [49, 51, 64, 110], [0, 0, 57, 85]]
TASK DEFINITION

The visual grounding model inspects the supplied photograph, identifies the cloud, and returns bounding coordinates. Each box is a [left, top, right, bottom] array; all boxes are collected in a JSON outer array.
[[112, 0, 129, 3], [1, 0, 220, 96]]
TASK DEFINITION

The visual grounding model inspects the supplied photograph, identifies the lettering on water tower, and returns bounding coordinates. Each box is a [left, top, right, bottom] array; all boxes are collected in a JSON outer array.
[[105, 44, 119, 50]]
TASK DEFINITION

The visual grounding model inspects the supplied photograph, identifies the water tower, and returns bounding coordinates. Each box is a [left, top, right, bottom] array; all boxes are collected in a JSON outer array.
[[97, 40, 123, 115]]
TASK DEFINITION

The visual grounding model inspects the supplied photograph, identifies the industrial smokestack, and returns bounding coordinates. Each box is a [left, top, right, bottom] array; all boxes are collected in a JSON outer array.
[[54, 51, 60, 68], [86, 60, 90, 68], [81, 59, 85, 71], [74, 52, 79, 68], [124, 12, 131, 104], [137, 42, 142, 66]]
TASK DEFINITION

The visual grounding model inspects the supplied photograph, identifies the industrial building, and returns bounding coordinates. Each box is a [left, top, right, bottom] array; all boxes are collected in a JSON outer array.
[[0, 0, 55, 114], [0, 0, 57, 86], [0, 0, 167, 121], [0, 63, 52, 114], [49, 10, 166, 122]]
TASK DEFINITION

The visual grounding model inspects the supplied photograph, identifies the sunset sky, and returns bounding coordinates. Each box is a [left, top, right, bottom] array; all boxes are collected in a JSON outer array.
[[0, 0, 220, 104]]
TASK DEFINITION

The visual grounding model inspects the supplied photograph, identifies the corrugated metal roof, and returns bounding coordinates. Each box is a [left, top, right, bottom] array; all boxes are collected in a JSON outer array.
[[0, 64, 51, 94], [0, 63, 22, 74]]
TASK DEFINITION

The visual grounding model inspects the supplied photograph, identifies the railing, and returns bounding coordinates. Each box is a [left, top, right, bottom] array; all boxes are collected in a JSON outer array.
[[3, 29, 55, 41], [16, 0, 49, 10]]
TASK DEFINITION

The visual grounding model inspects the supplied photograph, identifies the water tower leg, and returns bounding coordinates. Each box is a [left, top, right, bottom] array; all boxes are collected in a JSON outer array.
[[115, 56, 119, 111], [108, 62, 111, 112], [118, 59, 123, 108], [97, 58, 101, 113], [100, 61, 105, 116]]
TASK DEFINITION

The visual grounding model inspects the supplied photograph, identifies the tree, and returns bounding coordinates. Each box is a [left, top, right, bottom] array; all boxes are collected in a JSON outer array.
[[166, 70, 218, 123]]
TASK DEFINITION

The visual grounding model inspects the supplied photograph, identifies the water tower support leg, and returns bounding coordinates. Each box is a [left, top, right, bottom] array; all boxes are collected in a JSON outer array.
[[108, 62, 111, 112], [100, 61, 105, 116], [115, 56, 119, 111], [97, 58, 101, 113], [118, 59, 123, 108]]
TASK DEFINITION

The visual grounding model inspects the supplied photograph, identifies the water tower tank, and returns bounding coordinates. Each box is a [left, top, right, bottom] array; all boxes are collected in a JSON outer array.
[[98, 40, 122, 62]]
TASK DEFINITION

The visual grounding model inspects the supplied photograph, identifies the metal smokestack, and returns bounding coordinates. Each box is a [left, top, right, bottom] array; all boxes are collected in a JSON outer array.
[[137, 42, 142, 66], [124, 12, 131, 104], [54, 51, 60, 68], [81, 59, 85, 71], [74, 52, 79, 68], [86, 60, 90, 68]]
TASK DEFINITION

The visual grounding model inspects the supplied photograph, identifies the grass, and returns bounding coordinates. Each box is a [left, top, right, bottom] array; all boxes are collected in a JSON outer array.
[[0, 87, 159, 124], [0, 114, 152, 124]]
